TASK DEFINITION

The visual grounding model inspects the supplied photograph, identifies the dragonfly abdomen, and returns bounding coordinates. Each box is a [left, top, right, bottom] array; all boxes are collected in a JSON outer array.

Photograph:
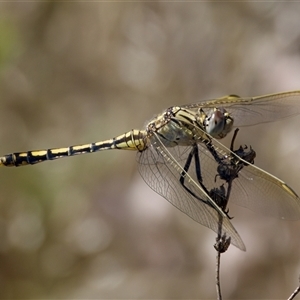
[[0, 129, 146, 167]]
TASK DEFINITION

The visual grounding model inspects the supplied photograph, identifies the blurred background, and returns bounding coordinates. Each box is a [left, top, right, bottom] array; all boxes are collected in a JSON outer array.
[[0, 2, 300, 299]]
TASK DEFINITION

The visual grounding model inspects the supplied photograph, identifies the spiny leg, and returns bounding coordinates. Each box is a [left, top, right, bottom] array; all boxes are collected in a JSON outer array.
[[205, 128, 241, 165], [179, 143, 211, 205], [230, 128, 239, 151]]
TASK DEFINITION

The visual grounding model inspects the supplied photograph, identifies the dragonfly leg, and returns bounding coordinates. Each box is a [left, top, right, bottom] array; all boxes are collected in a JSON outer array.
[[230, 128, 239, 151], [205, 141, 223, 164], [179, 144, 211, 205]]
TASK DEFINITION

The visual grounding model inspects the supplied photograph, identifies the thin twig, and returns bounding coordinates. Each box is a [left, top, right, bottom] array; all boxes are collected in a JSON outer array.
[[215, 248, 222, 300], [213, 189, 231, 300], [214, 193, 231, 300], [287, 286, 300, 300], [213, 128, 249, 299], [287, 275, 300, 300]]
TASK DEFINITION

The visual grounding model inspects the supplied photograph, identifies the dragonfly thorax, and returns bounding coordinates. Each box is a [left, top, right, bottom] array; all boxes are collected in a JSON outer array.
[[201, 107, 234, 139], [156, 119, 195, 147], [146, 107, 196, 147]]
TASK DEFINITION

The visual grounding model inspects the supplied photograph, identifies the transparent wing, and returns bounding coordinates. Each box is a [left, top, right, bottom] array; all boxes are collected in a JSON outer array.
[[137, 128, 300, 249], [201, 135, 300, 220], [137, 133, 246, 251], [182, 90, 300, 127]]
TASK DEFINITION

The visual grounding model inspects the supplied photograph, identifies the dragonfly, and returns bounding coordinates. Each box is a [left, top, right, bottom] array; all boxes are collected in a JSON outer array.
[[1, 90, 300, 251]]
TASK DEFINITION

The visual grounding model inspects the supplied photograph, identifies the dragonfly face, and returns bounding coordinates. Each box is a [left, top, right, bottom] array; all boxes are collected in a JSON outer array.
[[202, 108, 234, 139], [1, 90, 300, 251]]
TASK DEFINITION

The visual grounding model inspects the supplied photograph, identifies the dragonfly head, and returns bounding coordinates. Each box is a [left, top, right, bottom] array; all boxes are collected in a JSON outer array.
[[204, 108, 234, 139]]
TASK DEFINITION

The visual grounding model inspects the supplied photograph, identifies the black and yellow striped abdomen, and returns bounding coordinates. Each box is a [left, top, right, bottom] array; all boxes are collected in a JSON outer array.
[[0, 129, 146, 167]]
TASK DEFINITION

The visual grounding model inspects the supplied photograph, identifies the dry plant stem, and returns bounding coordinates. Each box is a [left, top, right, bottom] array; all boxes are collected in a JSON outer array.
[[216, 248, 222, 300], [215, 128, 240, 300], [215, 183, 232, 300], [287, 281, 300, 300], [215, 219, 224, 300], [287, 286, 300, 300], [215, 214, 230, 300]]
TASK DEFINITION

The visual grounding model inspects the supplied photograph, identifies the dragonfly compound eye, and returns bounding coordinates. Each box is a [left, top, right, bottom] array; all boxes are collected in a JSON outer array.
[[205, 108, 233, 139]]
